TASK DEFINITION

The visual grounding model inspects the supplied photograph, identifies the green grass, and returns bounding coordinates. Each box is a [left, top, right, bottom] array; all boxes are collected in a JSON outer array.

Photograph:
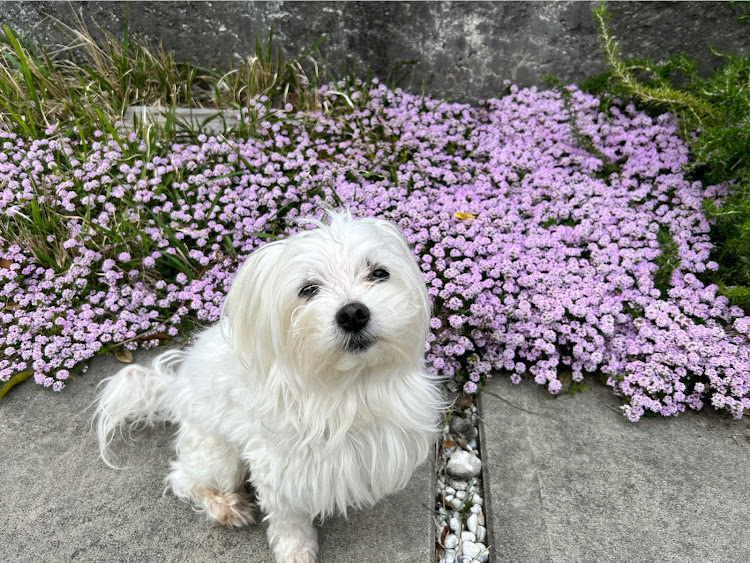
[[0, 12, 324, 140], [654, 227, 680, 294]]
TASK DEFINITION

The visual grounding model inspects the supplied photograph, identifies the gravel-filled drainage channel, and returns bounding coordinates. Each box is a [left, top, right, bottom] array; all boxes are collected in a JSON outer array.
[[435, 392, 490, 563]]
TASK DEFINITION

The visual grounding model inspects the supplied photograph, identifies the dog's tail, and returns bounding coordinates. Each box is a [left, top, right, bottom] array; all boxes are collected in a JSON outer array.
[[93, 350, 182, 468]]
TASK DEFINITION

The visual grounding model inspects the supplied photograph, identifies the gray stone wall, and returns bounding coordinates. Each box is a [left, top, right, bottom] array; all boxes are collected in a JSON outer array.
[[1, 1, 748, 103]]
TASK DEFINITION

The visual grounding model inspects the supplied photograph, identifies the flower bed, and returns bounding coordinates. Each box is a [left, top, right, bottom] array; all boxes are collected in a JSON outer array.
[[2, 82, 748, 420]]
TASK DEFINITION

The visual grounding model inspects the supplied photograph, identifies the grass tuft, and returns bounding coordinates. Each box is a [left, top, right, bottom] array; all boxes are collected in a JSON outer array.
[[0, 13, 323, 139]]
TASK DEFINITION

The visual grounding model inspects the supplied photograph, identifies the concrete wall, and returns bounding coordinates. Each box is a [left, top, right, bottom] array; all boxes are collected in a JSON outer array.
[[1, 1, 748, 103]]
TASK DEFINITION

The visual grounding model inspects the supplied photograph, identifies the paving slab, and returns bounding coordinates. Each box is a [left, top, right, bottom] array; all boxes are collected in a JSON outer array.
[[0, 348, 434, 563], [479, 375, 750, 563]]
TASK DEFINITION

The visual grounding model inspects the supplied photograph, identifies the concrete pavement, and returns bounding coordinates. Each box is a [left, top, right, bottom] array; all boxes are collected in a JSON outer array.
[[480, 375, 750, 563], [5, 348, 750, 563], [0, 348, 435, 563]]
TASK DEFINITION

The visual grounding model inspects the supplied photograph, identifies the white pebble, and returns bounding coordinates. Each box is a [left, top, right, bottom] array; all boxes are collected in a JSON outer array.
[[444, 550, 456, 563], [471, 494, 484, 506], [445, 494, 454, 502], [455, 490, 466, 500], [449, 479, 468, 491], [462, 541, 489, 562], [461, 530, 476, 542], [468, 439, 477, 450], [445, 486, 456, 495], [446, 450, 482, 479], [450, 497, 464, 509], [470, 504, 482, 514], [449, 517, 460, 531], [476, 525, 487, 543], [444, 533, 459, 549], [477, 512, 485, 525], [466, 512, 478, 534]]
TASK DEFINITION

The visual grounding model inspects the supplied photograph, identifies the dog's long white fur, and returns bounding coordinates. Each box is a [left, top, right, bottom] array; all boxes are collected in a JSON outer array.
[[93, 211, 443, 563]]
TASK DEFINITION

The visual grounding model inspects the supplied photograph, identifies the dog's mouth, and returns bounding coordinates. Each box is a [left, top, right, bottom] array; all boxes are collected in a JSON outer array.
[[342, 332, 376, 353]]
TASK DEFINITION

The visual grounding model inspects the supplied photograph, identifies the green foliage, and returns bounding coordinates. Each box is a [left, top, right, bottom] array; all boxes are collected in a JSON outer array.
[[557, 369, 587, 396], [593, 4, 716, 119], [0, 14, 323, 139], [0, 371, 32, 399], [0, 12, 418, 146], [543, 73, 620, 177], [591, 2, 750, 310], [654, 227, 680, 293]]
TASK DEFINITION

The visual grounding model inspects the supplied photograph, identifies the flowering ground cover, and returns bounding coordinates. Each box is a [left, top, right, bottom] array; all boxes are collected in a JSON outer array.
[[2, 81, 749, 421]]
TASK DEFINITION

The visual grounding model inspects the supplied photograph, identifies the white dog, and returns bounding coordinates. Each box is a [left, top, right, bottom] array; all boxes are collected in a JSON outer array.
[[94, 210, 443, 563]]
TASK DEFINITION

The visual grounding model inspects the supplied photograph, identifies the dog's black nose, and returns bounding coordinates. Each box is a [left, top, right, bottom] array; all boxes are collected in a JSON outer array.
[[336, 302, 370, 333]]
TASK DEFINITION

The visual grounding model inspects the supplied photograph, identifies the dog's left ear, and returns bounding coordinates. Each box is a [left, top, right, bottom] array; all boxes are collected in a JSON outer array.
[[371, 218, 414, 256], [221, 240, 287, 374]]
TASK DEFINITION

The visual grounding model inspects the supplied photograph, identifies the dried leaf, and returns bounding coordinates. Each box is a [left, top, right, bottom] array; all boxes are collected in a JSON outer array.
[[134, 332, 169, 342], [0, 258, 11, 269], [442, 439, 457, 449], [440, 524, 449, 544], [454, 395, 473, 408], [558, 370, 573, 394], [114, 348, 133, 363]]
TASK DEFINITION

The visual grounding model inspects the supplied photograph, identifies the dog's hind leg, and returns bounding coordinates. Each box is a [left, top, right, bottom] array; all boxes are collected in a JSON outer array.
[[166, 422, 255, 527]]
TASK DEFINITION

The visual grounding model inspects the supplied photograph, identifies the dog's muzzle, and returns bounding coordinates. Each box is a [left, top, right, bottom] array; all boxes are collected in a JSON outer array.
[[336, 302, 375, 352]]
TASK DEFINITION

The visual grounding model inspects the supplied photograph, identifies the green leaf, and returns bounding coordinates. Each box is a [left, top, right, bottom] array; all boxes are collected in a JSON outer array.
[[2, 25, 45, 124], [0, 371, 33, 400], [250, 232, 281, 240], [31, 247, 58, 271]]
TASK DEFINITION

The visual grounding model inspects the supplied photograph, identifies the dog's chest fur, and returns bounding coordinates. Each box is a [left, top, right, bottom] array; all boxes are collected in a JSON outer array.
[[244, 410, 432, 518], [171, 327, 438, 520]]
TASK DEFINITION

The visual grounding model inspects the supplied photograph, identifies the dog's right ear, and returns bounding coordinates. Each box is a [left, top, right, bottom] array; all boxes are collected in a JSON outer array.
[[221, 240, 286, 374]]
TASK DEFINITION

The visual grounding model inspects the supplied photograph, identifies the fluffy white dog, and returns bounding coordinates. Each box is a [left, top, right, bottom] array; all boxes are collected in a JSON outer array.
[[94, 210, 443, 563]]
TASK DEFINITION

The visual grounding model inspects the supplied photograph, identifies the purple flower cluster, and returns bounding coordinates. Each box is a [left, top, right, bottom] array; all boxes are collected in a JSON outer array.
[[1, 81, 748, 420]]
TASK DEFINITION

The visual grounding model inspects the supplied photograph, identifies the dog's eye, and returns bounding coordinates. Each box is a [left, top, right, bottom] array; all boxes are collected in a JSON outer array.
[[369, 268, 390, 282], [298, 284, 320, 299]]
